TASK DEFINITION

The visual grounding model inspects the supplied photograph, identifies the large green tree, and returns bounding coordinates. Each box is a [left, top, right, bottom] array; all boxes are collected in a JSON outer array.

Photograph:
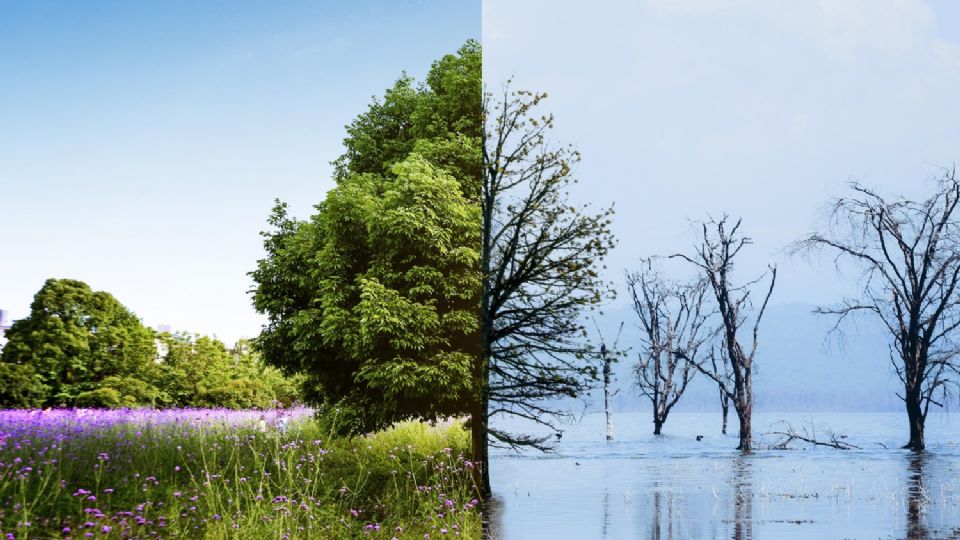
[[0, 278, 155, 406], [251, 41, 481, 434]]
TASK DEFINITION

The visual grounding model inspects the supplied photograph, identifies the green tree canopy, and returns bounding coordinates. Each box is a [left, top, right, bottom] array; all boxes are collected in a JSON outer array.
[[150, 333, 299, 409], [152, 333, 233, 406], [251, 40, 481, 434], [333, 39, 481, 187], [0, 278, 155, 406]]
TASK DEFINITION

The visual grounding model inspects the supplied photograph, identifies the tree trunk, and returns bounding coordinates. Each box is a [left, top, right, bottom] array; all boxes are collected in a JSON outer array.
[[470, 400, 489, 495], [472, 352, 491, 497], [653, 418, 663, 435], [720, 389, 729, 435], [604, 353, 613, 441], [737, 403, 752, 452], [904, 385, 925, 451], [734, 359, 752, 452], [478, 189, 493, 498], [721, 399, 729, 435]]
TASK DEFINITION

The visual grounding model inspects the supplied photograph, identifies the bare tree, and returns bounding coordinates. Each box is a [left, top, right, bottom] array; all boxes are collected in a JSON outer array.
[[592, 319, 624, 441], [478, 85, 616, 495], [673, 217, 776, 451], [627, 260, 711, 435], [794, 172, 960, 450]]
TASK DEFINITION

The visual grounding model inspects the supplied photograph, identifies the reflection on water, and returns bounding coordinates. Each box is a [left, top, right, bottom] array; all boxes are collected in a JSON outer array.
[[643, 456, 752, 540], [648, 482, 669, 540], [488, 412, 960, 540], [602, 490, 610, 539], [731, 456, 752, 540], [483, 495, 504, 540], [906, 453, 927, 540]]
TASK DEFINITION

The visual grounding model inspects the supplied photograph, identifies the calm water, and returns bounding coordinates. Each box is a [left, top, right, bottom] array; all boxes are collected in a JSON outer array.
[[488, 412, 960, 539]]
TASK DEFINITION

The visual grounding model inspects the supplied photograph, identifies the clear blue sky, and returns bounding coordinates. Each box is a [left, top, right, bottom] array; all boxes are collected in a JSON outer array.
[[484, 0, 960, 309], [1, 1, 479, 343]]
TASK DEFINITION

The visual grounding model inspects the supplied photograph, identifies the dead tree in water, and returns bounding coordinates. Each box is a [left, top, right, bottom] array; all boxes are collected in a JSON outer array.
[[603, 344, 614, 441], [628, 260, 711, 435], [674, 217, 776, 451], [794, 172, 960, 451], [593, 319, 624, 441]]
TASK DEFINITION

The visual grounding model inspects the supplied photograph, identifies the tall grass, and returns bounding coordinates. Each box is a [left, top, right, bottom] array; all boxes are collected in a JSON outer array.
[[0, 409, 481, 539]]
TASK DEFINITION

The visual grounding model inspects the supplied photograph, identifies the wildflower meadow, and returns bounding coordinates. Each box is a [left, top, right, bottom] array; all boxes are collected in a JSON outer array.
[[0, 408, 481, 539]]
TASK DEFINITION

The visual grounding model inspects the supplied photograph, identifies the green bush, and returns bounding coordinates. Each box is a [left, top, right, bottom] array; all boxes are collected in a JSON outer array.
[[201, 378, 272, 409], [0, 363, 49, 407], [74, 387, 123, 408], [97, 375, 162, 407]]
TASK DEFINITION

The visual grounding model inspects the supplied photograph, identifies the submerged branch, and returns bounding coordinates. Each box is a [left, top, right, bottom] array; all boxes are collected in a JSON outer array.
[[766, 422, 861, 450]]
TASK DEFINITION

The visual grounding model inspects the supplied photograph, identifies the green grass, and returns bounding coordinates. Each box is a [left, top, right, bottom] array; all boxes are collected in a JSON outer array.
[[0, 410, 482, 539]]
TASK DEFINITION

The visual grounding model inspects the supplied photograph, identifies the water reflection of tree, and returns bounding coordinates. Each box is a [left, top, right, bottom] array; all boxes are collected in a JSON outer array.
[[905, 453, 928, 540], [482, 496, 504, 539], [648, 481, 676, 540], [602, 490, 610, 539], [731, 456, 753, 540], [642, 460, 753, 540], [650, 487, 663, 540]]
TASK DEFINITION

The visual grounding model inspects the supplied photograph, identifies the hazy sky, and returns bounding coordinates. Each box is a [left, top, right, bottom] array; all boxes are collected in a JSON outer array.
[[484, 0, 960, 309], [1, 1, 479, 343], [6, 1, 960, 346]]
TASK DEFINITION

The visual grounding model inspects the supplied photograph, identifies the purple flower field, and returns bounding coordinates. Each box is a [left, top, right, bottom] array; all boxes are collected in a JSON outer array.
[[0, 408, 480, 539], [0, 407, 313, 436]]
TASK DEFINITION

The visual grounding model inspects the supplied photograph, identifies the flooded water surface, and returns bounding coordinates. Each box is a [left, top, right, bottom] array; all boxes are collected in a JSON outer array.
[[488, 412, 960, 539]]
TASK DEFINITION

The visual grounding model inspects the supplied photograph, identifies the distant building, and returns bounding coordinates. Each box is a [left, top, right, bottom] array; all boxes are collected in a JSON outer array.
[[0, 309, 13, 352], [0, 309, 12, 343], [154, 337, 169, 363], [150, 323, 174, 362]]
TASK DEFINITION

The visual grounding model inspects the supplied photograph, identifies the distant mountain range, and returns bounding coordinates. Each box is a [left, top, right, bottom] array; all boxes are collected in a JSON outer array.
[[584, 302, 903, 414]]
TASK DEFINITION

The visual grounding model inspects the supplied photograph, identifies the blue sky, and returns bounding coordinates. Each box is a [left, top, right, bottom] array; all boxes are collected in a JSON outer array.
[[0, 1, 479, 343], [484, 0, 960, 310], [6, 0, 960, 344]]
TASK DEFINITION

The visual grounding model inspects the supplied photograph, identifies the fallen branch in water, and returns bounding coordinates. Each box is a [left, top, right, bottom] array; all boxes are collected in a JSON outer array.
[[766, 421, 861, 450]]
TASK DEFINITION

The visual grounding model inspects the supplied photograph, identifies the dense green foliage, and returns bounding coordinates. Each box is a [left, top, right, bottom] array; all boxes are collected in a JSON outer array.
[[0, 411, 480, 539], [251, 40, 482, 434], [150, 334, 301, 409], [0, 279, 300, 409], [0, 363, 48, 408], [0, 279, 155, 406]]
